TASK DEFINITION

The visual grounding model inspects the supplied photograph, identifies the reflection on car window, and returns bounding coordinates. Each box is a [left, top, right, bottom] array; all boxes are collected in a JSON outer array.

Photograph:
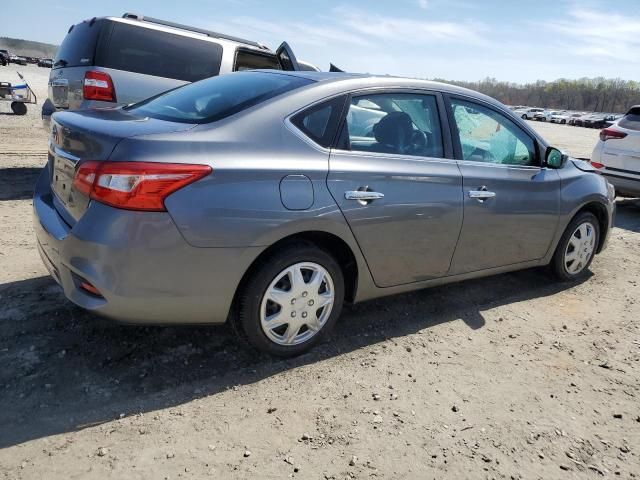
[[450, 99, 536, 166], [291, 96, 346, 148], [342, 93, 444, 158]]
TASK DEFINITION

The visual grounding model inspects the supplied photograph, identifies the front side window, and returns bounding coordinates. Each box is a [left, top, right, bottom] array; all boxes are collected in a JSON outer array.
[[450, 98, 537, 166], [128, 71, 313, 124], [340, 93, 444, 158]]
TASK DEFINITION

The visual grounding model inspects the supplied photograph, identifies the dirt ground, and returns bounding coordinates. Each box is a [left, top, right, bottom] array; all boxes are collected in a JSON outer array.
[[1, 65, 639, 479]]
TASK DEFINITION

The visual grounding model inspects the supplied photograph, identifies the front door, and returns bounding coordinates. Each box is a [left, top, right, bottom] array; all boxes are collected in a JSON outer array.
[[446, 96, 561, 274], [327, 91, 463, 287]]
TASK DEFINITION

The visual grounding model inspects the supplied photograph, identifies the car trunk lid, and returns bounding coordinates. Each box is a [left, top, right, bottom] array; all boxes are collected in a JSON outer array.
[[49, 108, 195, 225]]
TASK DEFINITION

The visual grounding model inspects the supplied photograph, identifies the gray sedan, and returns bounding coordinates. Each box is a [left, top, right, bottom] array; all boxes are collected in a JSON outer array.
[[34, 71, 615, 356]]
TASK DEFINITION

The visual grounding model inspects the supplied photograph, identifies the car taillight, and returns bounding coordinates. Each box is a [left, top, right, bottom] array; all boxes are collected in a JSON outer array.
[[83, 71, 116, 102], [72, 161, 212, 211], [590, 161, 605, 169], [599, 128, 627, 142]]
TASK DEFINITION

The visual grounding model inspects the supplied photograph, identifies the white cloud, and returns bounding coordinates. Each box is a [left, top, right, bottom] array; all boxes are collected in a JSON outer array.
[[418, 0, 429, 9], [333, 5, 489, 46], [546, 8, 640, 62]]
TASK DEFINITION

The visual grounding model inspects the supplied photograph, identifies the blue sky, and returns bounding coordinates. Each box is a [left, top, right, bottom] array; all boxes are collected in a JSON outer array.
[[4, 0, 639, 83]]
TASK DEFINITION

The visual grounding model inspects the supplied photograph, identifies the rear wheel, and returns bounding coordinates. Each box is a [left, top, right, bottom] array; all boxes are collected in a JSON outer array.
[[521, 114, 527, 119], [11, 102, 27, 115], [237, 244, 344, 357], [551, 212, 599, 281]]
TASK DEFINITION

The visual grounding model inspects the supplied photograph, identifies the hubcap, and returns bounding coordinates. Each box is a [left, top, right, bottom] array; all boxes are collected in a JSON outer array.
[[260, 262, 335, 346], [564, 222, 596, 275]]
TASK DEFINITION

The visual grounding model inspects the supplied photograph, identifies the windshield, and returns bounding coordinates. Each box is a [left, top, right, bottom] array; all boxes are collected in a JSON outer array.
[[128, 71, 313, 124]]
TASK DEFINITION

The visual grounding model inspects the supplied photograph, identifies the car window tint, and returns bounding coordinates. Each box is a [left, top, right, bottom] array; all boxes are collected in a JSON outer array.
[[291, 96, 347, 148], [100, 23, 223, 82], [54, 19, 104, 68], [235, 49, 281, 71], [342, 93, 444, 158], [450, 99, 537, 166], [128, 71, 313, 124], [619, 107, 640, 131]]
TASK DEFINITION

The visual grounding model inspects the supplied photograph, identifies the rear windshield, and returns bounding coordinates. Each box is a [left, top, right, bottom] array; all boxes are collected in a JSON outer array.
[[98, 22, 223, 82], [54, 19, 103, 68], [128, 71, 313, 124], [619, 107, 640, 131]]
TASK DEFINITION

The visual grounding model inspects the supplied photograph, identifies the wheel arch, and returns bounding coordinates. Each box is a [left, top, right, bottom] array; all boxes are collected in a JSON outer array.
[[573, 201, 610, 253], [232, 230, 360, 315]]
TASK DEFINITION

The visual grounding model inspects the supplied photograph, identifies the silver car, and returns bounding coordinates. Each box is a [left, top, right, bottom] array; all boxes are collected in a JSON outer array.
[[43, 13, 309, 129], [34, 71, 615, 356]]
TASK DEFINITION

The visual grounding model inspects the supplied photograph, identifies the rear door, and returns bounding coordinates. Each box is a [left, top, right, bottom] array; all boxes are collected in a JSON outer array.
[[327, 90, 463, 287], [446, 96, 560, 274], [275, 42, 300, 71], [601, 107, 640, 175]]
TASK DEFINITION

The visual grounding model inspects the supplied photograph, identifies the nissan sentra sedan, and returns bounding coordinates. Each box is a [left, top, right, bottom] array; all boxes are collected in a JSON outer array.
[[34, 71, 615, 356]]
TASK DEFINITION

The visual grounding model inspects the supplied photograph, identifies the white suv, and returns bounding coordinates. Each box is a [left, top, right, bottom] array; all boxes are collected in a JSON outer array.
[[591, 105, 640, 197]]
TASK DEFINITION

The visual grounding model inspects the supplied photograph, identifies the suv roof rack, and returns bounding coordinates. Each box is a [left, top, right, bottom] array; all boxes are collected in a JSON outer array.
[[122, 13, 268, 50]]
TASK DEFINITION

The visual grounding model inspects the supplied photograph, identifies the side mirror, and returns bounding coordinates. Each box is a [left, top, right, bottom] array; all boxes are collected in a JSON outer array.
[[545, 147, 568, 169]]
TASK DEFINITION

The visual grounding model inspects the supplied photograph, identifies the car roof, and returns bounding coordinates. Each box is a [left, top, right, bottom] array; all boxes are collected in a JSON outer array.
[[270, 70, 505, 107]]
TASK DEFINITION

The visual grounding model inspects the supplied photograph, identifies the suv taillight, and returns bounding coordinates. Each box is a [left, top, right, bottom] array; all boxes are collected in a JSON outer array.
[[599, 128, 627, 142], [83, 71, 116, 102], [73, 161, 212, 211]]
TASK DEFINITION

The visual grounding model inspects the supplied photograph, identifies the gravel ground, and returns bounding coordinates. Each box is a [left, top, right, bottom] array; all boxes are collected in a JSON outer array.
[[1, 65, 639, 479]]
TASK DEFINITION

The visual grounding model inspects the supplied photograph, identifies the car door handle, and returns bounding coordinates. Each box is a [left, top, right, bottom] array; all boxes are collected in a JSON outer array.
[[345, 190, 385, 201], [468, 188, 496, 201]]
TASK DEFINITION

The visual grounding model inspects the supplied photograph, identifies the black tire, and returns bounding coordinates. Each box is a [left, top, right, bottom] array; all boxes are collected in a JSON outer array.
[[11, 102, 27, 115], [237, 243, 344, 357], [521, 114, 527, 119], [551, 211, 599, 281]]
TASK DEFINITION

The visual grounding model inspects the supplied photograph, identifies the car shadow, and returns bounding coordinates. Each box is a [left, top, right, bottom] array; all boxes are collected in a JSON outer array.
[[615, 198, 640, 233], [0, 265, 589, 448], [0, 167, 41, 200]]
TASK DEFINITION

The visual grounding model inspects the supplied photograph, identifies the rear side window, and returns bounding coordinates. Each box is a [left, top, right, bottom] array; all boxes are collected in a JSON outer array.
[[98, 23, 222, 82], [619, 107, 640, 131], [128, 71, 313, 124], [54, 19, 103, 68], [291, 96, 347, 148], [235, 49, 281, 71]]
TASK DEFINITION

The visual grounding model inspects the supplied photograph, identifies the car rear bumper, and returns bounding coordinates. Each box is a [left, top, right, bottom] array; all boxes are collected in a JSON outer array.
[[602, 172, 640, 197], [33, 164, 264, 325]]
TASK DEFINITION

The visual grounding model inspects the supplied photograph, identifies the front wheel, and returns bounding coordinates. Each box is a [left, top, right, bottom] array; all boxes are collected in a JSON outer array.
[[521, 114, 527, 119], [237, 244, 344, 357], [551, 212, 599, 281]]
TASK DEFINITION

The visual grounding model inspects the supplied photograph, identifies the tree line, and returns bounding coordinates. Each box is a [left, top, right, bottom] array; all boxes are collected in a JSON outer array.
[[434, 77, 640, 114]]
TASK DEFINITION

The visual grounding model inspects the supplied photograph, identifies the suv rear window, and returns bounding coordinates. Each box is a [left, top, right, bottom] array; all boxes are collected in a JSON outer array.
[[98, 22, 223, 82], [235, 49, 281, 71], [619, 107, 640, 131], [128, 71, 313, 124], [54, 19, 103, 68]]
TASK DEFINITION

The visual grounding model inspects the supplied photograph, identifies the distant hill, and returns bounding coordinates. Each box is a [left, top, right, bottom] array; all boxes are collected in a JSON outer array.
[[0, 37, 58, 58]]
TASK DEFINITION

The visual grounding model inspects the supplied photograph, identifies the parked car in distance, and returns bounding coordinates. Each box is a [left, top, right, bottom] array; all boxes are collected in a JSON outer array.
[[568, 112, 586, 126], [534, 110, 561, 122], [574, 113, 597, 127], [584, 114, 621, 129], [10, 55, 27, 65], [0, 49, 9, 66], [517, 107, 544, 120], [43, 13, 312, 129], [38, 58, 53, 68], [550, 111, 570, 124], [591, 105, 640, 197], [34, 70, 615, 356]]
